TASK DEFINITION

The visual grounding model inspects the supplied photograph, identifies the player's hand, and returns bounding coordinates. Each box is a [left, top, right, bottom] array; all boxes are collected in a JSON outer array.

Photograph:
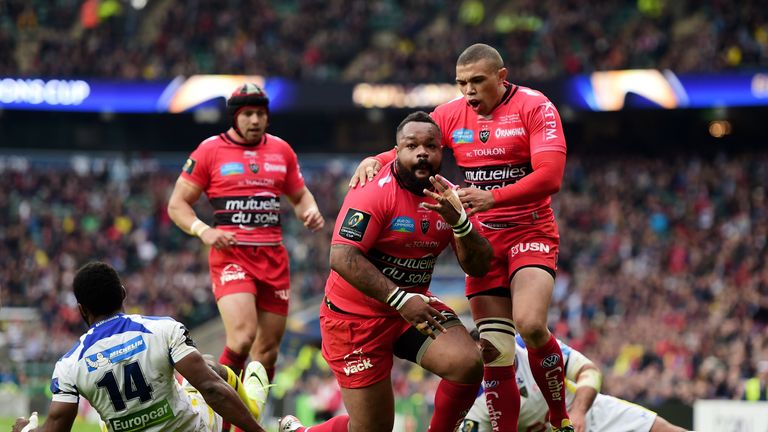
[[570, 411, 586, 432], [199, 228, 238, 250], [13, 411, 38, 432], [348, 157, 382, 188], [398, 296, 448, 339], [457, 187, 495, 216], [422, 174, 463, 225], [302, 207, 325, 232]]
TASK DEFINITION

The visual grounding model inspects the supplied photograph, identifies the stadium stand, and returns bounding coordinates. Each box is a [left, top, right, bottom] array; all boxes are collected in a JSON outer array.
[[2, 0, 766, 81]]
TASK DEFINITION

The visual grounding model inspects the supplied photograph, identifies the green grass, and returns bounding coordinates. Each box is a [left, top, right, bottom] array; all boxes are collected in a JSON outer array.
[[0, 416, 102, 431]]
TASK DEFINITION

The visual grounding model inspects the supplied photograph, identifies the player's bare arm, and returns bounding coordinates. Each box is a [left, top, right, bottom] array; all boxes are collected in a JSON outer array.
[[287, 185, 325, 232], [175, 350, 266, 432], [167, 177, 237, 249], [569, 364, 601, 432], [12, 401, 77, 432], [330, 244, 448, 338], [422, 175, 492, 276]]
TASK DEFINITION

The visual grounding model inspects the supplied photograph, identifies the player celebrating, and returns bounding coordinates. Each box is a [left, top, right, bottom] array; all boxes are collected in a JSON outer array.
[[280, 111, 492, 432], [167, 83, 324, 430], [460, 333, 688, 432], [12, 261, 268, 432], [350, 43, 571, 431]]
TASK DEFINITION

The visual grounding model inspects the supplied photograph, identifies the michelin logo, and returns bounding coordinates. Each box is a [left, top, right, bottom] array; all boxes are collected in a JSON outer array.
[[85, 335, 147, 372]]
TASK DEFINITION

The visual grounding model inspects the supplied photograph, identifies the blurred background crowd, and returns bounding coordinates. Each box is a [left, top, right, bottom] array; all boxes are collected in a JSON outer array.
[[1, 0, 768, 427], [1, 0, 767, 82], [1, 151, 766, 412]]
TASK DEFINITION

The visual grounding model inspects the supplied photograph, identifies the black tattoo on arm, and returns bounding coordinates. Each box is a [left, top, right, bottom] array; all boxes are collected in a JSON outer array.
[[330, 244, 395, 303], [454, 229, 493, 277]]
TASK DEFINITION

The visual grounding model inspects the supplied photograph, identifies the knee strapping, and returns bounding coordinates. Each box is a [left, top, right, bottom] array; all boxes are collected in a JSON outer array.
[[477, 318, 517, 367]]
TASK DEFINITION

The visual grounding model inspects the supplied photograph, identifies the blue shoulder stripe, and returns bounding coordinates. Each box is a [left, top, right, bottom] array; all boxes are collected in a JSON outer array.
[[515, 334, 526, 349], [78, 315, 153, 360]]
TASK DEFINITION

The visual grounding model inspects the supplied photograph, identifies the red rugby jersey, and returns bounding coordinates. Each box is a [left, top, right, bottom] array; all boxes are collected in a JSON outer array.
[[431, 83, 567, 224], [326, 161, 458, 316], [180, 132, 305, 244]]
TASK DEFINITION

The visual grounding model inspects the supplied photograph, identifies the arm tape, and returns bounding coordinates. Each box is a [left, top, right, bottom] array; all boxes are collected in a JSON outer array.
[[190, 218, 211, 237], [575, 367, 602, 392]]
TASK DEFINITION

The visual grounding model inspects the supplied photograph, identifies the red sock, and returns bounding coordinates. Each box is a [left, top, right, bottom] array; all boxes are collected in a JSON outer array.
[[219, 347, 248, 432], [429, 379, 480, 431], [483, 365, 520, 431], [301, 415, 349, 432], [266, 366, 275, 382], [526, 334, 569, 426]]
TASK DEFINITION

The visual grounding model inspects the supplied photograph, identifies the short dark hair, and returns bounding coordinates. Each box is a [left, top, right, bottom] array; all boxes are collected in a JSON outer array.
[[457, 43, 504, 70], [395, 111, 441, 140], [73, 261, 125, 317]]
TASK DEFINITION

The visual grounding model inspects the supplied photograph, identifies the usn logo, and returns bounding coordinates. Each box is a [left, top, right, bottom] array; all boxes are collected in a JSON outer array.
[[390, 216, 415, 233], [452, 128, 474, 144], [85, 335, 147, 372]]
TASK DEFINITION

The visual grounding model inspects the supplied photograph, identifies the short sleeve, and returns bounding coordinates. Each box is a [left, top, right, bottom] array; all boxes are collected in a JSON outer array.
[[166, 321, 199, 365], [523, 97, 567, 155], [330, 169, 391, 253], [180, 139, 214, 190], [281, 144, 306, 196], [50, 361, 80, 404]]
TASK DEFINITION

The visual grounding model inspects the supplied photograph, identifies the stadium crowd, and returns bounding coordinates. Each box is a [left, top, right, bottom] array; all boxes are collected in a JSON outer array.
[[1, 151, 766, 412], [2, 0, 767, 81]]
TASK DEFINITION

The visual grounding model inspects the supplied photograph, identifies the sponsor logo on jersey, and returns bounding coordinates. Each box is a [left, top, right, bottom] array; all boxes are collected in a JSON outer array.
[[220, 264, 247, 285], [220, 162, 245, 176], [211, 195, 282, 228], [405, 240, 440, 248], [390, 216, 415, 233], [264, 162, 287, 173], [420, 219, 430, 234], [182, 158, 196, 174], [85, 335, 147, 372], [464, 164, 530, 189], [452, 128, 474, 144], [495, 127, 526, 138], [510, 242, 551, 257], [469, 147, 507, 158], [540, 101, 559, 141], [108, 399, 174, 432], [343, 349, 374, 376], [368, 249, 437, 286], [435, 220, 450, 231], [243, 150, 257, 157], [339, 208, 371, 242], [498, 114, 521, 124]]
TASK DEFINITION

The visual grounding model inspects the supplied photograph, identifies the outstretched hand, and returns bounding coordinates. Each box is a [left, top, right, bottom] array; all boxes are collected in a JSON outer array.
[[422, 174, 464, 225], [13, 411, 38, 432], [348, 157, 382, 188]]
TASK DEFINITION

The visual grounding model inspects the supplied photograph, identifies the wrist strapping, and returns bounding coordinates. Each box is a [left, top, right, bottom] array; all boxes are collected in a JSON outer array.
[[190, 219, 211, 237], [452, 211, 473, 238], [386, 287, 428, 310]]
